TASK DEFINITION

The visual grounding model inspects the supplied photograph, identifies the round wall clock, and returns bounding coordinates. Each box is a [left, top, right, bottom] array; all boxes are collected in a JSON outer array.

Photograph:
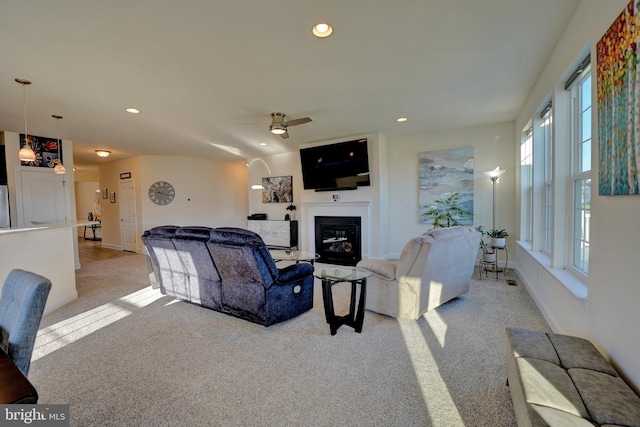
[[148, 181, 175, 205]]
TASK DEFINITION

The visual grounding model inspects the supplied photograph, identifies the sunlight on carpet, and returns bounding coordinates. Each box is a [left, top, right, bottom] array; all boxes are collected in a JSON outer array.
[[32, 287, 164, 361], [398, 319, 464, 424], [425, 310, 448, 347]]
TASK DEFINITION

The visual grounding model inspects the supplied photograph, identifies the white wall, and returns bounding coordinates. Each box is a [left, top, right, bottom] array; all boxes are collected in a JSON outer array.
[[515, 0, 640, 391], [0, 226, 78, 316], [98, 157, 142, 250], [74, 181, 100, 235], [94, 155, 248, 252], [73, 162, 100, 237], [140, 156, 248, 232], [387, 122, 516, 258]]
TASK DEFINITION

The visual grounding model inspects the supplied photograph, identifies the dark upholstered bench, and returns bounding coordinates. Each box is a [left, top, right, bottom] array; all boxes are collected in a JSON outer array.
[[506, 327, 640, 426]]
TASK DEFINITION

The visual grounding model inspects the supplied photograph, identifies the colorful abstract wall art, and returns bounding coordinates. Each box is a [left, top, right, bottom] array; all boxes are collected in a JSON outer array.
[[19, 133, 63, 168], [262, 176, 293, 203], [419, 147, 474, 226], [597, 0, 640, 195]]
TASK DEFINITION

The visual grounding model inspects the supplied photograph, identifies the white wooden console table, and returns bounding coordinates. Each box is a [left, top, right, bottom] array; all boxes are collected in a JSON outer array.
[[247, 220, 298, 249]]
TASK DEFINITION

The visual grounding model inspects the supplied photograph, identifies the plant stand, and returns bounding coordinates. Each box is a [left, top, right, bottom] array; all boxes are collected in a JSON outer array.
[[479, 246, 508, 279]]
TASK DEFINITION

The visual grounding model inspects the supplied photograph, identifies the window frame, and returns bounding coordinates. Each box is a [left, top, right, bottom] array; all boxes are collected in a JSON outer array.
[[569, 68, 592, 277], [520, 126, 533, 245], [541, 109, 553, 254]]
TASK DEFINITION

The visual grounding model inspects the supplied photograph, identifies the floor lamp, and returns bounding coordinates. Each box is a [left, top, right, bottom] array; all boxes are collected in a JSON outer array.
[[483, 167, 505, 231]]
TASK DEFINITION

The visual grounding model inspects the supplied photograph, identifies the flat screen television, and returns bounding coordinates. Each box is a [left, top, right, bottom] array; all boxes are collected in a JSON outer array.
[[299, 138, 370, 191]]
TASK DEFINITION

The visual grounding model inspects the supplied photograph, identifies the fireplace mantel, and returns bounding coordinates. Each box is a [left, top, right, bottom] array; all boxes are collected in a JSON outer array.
[[303, 201, 371, 258]]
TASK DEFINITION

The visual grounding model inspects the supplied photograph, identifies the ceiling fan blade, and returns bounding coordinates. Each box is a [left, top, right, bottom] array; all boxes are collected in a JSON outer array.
[[284, 117, 312, 127], [280, 130, 290, 139]]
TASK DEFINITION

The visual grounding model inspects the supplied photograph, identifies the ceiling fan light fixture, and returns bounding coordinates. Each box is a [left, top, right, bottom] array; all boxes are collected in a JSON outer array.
[[270, 123, 287, 135], [267, 111, 311, 139], [270, 112, 287, 134], [313, 22, 333, 38], [95, 150, 111, 158]]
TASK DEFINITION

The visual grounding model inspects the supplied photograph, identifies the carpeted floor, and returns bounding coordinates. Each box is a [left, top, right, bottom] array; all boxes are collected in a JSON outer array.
[[29, 255, 550, 426]]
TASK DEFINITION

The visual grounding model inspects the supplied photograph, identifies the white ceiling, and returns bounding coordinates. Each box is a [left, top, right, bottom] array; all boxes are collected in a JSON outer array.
[[0, 1, 580, 170]]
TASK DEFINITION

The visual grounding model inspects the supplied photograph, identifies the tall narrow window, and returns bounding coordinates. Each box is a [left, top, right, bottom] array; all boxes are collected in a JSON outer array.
[[520, 127, 533, 244], [541, 106, 553, 253], [571, 71, 591, 275]]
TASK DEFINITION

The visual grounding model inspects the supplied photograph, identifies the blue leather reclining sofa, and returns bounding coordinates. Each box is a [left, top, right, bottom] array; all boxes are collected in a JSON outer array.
[[141, 226, 314, 326]]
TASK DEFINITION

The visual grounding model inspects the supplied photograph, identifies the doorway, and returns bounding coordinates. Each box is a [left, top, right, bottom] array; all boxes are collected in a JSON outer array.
[[118, 179, 137, 252]]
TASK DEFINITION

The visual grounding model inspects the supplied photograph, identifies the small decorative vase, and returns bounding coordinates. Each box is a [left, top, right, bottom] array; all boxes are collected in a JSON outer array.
[[290, 211, 295, 221]]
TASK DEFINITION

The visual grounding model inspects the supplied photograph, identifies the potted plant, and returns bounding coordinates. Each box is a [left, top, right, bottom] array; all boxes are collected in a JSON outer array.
[[421, 192, 473, 228], [487, 228, 508, 248], [476, 226, 496, 263]]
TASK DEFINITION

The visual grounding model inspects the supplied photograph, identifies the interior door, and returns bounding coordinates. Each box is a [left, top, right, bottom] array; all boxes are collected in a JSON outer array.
[[118, 179, 137, 252], [18, 169, 67, 226]]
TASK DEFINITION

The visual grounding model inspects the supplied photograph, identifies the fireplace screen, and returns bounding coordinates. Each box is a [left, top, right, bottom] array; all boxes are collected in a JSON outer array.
[[315, 216, 361, 266]]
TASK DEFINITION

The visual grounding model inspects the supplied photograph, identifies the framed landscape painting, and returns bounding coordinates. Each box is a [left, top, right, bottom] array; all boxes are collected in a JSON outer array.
[[419, 147, 474, 226]]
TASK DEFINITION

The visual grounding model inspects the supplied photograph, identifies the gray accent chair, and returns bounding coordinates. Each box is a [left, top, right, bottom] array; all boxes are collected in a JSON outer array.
[[0, 269, 52, 375], [356, 226, 480, 319]]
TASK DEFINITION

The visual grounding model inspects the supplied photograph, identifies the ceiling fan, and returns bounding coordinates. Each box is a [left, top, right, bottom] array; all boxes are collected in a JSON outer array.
[[269, 112, 312, 139]]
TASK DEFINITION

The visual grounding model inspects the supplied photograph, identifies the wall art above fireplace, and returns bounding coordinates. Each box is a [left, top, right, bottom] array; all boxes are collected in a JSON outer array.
[[262, 176, 293, 203]]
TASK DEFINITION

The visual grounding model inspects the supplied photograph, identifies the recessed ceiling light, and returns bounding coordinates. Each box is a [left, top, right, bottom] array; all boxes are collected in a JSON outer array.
[[312, 22, 333, 38], [259, 142, 267, 146], [126, 108, 140, 114], [397, 117, 408, 122]]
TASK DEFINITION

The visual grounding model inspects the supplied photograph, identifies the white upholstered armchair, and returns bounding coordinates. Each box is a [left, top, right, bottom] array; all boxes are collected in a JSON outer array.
[[356, 226, 480, 319]]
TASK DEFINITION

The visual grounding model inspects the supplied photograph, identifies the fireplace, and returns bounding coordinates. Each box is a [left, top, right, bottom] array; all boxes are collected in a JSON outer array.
[[315, 216, 361, 266]]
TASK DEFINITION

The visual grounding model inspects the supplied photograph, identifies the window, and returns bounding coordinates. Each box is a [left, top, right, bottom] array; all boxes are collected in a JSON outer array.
[[520, 127, 533, 244], [541, 106, 553, 253], [518, 53, 592, 287], [571, 71, 591, 275]]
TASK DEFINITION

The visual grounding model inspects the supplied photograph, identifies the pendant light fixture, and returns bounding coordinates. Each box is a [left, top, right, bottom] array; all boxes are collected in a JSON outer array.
[[52, 115, 65, 175], [16, 78, 36, 162]]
